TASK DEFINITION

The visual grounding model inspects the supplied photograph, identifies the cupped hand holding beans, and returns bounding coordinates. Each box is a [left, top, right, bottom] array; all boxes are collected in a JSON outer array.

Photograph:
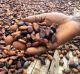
[[22, 12, 80, 51]]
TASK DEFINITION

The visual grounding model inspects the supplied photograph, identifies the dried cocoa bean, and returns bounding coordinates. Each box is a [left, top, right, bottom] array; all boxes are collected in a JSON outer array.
[[13, 41, 26, 50], [23, 61, 30, 69]]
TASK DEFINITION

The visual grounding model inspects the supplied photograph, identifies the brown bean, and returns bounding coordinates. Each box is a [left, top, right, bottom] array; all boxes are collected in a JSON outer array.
[[10, 56, 18, 60], [11, 31, 20, 36], [31, 41, 39, 47], [8, 50, 16, 56], [26, 42, 32, 48], [10, 24, 17, 31], [17, 53, 24, 57], [27, 26, 33, 33], [26, 34, 31, 39], [17, 61, 22, 68], [13, 41, 26, 50], [0, 25, 2, 29], [0, 31, 3, 36], [19, 25, 28, 30], [33, 23, 39, 32], [39, 28, 46, 38], [47, 54, 53, 61], [0, 40, 5, 45], [0, 71, 5, 74], [26, 47, 46, 55], [59, 54, 64, 59], [0, 58, 9, 62], [4, 35, 14, 44], [8, 59, 13, 65], [35, 33, 40, 40], [18, 39, 26, 44], [3, 49, 9, 54], [31, 31, 36, 40]]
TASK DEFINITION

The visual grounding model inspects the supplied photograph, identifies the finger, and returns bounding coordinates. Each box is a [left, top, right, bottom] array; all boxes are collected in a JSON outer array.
[[44, 12, 69, 24], [22, 13, 47, 23], [22, 12, 69, 26]]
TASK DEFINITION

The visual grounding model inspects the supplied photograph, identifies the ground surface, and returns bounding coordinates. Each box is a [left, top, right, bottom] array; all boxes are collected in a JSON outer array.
[[0, 0, 80, 74]]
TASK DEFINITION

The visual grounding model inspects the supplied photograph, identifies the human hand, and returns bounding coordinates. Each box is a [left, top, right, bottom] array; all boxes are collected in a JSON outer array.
[[22, 12, 80, 54]]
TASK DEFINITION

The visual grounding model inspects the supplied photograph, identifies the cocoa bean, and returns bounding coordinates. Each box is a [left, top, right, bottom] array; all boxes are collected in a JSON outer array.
[[23, 61, 30, 69], [19, 25, 28, 30], [33, 23, 40, 32]]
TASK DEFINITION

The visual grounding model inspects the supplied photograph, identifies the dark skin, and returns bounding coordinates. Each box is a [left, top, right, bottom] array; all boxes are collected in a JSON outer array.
[[23, 12, 80, 53]]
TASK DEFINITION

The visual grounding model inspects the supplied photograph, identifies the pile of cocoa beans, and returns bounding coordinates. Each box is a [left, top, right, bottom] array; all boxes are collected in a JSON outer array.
[[58, 44, 80, 74], [0, 13, 80, 74], [0, 13, 56, 74]]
